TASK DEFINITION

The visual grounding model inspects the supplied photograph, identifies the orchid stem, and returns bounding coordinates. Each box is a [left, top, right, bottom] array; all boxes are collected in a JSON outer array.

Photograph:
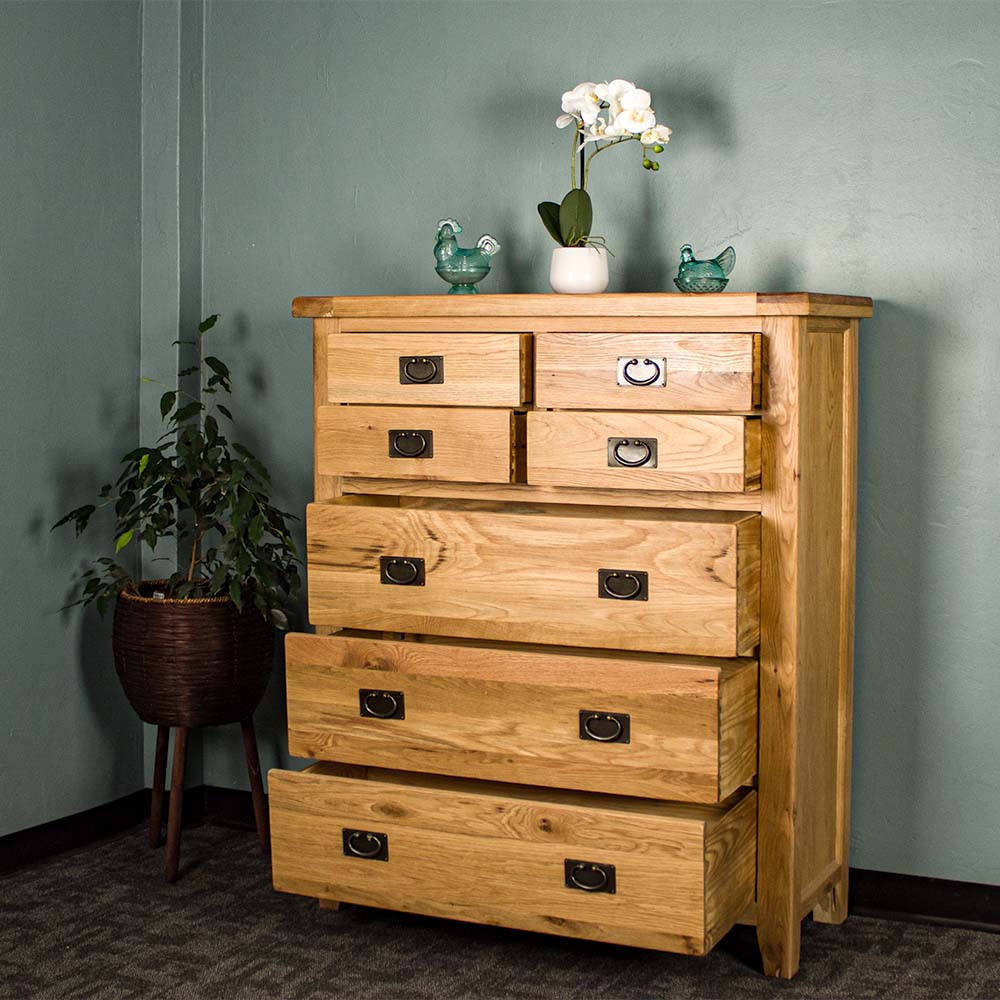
[[584, 136, 631, 188]]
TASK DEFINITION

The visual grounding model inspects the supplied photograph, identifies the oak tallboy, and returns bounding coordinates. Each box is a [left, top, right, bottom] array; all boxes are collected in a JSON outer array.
[[269, 292, 872, 978]]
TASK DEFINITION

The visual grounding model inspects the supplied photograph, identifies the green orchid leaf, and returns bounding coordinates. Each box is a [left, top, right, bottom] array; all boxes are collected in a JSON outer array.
[[537, 201, 564, 246], [559, 189, 593, 247]]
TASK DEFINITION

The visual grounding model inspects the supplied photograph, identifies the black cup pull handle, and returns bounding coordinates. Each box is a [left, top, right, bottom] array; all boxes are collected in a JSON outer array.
[[390, 430, 429, 458], [583, 714, 622, 742], [622, 357, 662, 386], [385, 559, 418, 585], [612, 439, 651, 467], [402, 357, 439, 383], [602, 572, 641, 600]]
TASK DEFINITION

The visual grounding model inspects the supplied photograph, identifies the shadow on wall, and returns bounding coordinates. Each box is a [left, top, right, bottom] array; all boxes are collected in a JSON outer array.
[[852, 297, 940, 868]]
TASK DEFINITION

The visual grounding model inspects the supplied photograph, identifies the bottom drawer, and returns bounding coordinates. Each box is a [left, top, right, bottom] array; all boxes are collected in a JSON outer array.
[[269, 764, 757, 955]]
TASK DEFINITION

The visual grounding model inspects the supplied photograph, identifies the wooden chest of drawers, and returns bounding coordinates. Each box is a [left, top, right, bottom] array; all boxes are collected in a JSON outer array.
[[270, 292, 872, 978]]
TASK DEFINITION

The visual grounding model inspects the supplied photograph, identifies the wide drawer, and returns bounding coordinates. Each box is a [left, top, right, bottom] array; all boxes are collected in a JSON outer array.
[[307, 498, 760, 657], [534, 332, 761, 410], [269, 764, 757, 955], [316, 406, 523, 483], [527, 411, 760, 493], [326, 332, 530, 406], [286, 633, 758, 803]]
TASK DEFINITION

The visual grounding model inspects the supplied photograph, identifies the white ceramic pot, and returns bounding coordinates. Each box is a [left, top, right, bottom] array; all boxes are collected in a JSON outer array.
[[549, 247, 609, 294]]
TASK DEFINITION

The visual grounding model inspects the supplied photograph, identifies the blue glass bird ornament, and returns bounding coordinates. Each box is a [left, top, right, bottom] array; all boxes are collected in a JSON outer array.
[[434, 219, 501, 294], [674, 243, 736, 293]]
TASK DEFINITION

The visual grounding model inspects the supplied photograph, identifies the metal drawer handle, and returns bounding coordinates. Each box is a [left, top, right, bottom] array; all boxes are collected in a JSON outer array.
[[602, 572, 642, 600], [402, 356, 439, 383], [362, 690, 400, 719], [380, 557, 422, 585], [612, 439, 652, 467], [582, 714, 622, 742], [622, 357, 661, 386], [564, 859, 616, 894], [343, 828, 388, 861], [389, 430, 430, 458]]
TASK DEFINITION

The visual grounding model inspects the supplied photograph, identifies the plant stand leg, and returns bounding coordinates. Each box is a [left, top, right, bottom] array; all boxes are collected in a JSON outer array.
[[164, 726, 188, 883], [241, 717, 270, 856], [148, 725, 170, 848]]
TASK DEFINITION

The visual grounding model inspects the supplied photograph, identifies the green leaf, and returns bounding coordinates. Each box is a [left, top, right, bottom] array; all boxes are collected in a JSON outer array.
[[537, 201, 564, 246], [114, 529, 134, 553], [228, 578, 243, 611], [558, 188, 593, 247], [199, 314, 220, 334], [173, 401, 202, 423], [177, 366, 199, 377], [217, 404, 233, 421], [138, 453, 149, 476], [159, 391, 176, 419], [204, 356, 230, 378]]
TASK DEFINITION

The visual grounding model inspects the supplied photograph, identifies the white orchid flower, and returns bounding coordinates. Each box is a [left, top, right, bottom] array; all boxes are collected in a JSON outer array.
[[654, 124, 673, 143], [556, 113, 577, 128], [614, 107, 656, 135], [640, 128, 659, 145], [561, 82, 602, 125], [596, 79, 637, 118], [619, 87, 652, 111], [577, 119, 610, 150]]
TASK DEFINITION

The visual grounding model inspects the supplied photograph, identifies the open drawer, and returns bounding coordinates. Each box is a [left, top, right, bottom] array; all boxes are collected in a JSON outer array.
[[269, 763, 757, 955], [285, 632, 757, 803]]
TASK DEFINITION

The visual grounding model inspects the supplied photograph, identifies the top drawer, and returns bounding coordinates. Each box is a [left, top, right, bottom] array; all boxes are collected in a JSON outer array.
[[326, 332, 531, 406], [535, 332, 761, 411]]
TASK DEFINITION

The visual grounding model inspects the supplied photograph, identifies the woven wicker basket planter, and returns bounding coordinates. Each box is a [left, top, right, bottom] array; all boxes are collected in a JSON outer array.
[[112, 581, 275, 728]]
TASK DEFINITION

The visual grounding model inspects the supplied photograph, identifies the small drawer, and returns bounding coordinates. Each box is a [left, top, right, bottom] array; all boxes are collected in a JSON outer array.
[[527, 411, 760, 493], [286, 633, 758, 803], [535, 332, 761, 411], [326, 332, 531, 406], [306, 497, 760, 657], [317, 406, 523, 484], [269, 764, 757, 956]]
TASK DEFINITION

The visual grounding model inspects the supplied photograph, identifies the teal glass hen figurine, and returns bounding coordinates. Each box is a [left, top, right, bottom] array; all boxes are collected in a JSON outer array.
[[674, 243, 736, 293], [434, 218, 501, 294]]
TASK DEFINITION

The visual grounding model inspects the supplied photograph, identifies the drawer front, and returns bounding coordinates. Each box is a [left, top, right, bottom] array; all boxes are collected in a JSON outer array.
[[307, 499, 760, 657], [317, 406, 523, 484], [326, 332, 530, 406], [527, 411, 760, 493], [535, 332, 760, 411], [286, 633, 758, 803], [269, 765, 757, 955]]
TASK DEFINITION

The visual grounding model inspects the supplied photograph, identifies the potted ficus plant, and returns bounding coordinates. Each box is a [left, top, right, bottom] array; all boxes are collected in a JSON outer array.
[[53, 315, 300, 735], [538, 79, 672, 293]]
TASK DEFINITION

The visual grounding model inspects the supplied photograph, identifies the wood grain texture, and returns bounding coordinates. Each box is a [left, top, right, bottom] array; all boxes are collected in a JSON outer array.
[[306, 498, 761, 657], [534, 333, 761, 411], [293, 293, 872, 319], [316, 405, 518, 484], [314, 321, 340, 503], [526, 411, 760, 493], [324, 331, 529, 406], [704, 792, 759, 950], [810, 319, 858, 926], [339, 477, 763, 511], [756, 316, 802, 978], [268, 764, 757, 954], [284, 632, 758, 803]]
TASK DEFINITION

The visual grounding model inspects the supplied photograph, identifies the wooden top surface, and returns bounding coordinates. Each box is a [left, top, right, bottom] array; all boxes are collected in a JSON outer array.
[[292, 292, 872, 320]]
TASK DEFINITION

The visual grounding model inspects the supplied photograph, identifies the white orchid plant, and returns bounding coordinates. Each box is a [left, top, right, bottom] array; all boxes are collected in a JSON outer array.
[[538, 79, 672, 250]]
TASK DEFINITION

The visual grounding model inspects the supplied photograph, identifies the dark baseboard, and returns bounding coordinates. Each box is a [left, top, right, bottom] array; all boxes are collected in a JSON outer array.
[[3, 789, 998, 936], [850, 867, 1000, 935]]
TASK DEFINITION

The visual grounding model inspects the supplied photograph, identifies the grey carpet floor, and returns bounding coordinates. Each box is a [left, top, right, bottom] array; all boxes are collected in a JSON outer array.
[[1, 823, 998, 1000]]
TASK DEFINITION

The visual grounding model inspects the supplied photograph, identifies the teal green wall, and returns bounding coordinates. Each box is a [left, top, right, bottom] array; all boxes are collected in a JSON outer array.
[[195, 0, 1000, 886], [3, 0, 998, 888], [0, 2, 143, 835]]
